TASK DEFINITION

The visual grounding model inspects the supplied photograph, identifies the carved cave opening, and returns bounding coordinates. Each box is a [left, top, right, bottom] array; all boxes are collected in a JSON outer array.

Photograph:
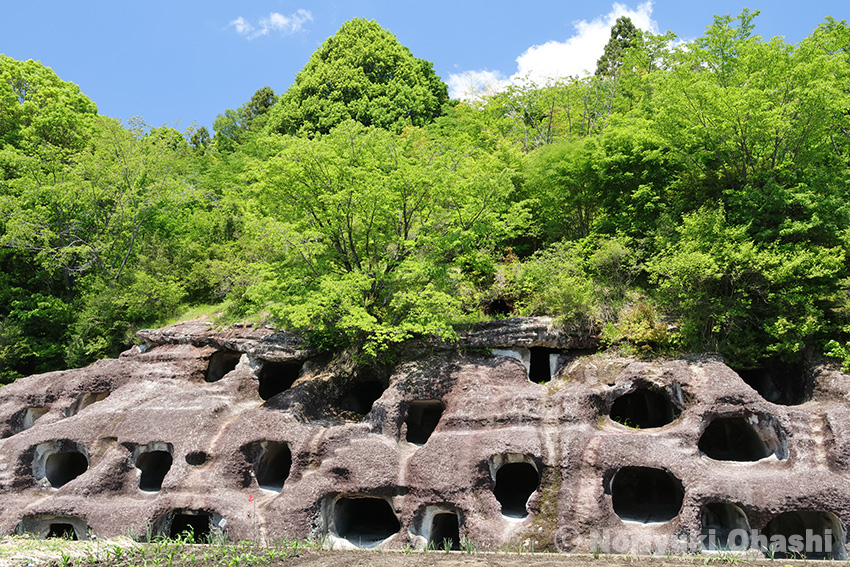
[[698, 416, 784, 462], [47, 523, 77, 540], [136, 447, 173, 491], [253, 441, 291, 492], [45, 451, 89, 488], [611, 466, 684, 523], [168, 511, 213, 542], [733, 361, 809, 406], [332, 497, 400, 547], [610, 388, 680, 429], [429, 511, 461, 550], [258, 361, 301, 401], [206, 350, 240, 382], [19, 515, 88, 540], [701, 502, 750, 550], [764, 511, 846, 560], [405, 400, 444, 444], [494, 462, 540, 518], [529, 347, 561, 383], [339, 379, 386, 416]]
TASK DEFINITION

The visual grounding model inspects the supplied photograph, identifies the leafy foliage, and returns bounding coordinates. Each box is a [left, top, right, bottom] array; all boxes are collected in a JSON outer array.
[[3, 12, 850, 379], [265, 19, 448, 137]]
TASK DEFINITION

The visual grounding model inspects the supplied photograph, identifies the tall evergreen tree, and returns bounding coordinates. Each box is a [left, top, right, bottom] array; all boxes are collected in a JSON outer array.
[[596, 16, 641, 77]]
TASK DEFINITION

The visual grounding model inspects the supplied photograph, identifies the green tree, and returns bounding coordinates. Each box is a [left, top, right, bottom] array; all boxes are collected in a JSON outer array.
[[522, 137, 598, 242], [596, 16, 641, 77], [213, 86, 277, 152], [265, 19, 448, 137], [243, 121, 517, 354]]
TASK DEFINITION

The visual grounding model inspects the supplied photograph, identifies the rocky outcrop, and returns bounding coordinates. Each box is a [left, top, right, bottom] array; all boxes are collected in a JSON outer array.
[[0, 317, 848, 558]]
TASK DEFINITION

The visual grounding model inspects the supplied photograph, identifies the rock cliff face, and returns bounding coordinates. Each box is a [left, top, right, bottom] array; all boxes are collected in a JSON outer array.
[[1, 318, 849, 558]]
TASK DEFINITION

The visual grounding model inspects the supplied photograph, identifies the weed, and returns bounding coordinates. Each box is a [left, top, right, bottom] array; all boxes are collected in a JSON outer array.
[[460, 537, 478, 554]]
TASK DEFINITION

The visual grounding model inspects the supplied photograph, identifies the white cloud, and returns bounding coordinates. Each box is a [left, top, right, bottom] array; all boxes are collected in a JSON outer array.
[[446, 70, 511, 102], [229, 9, 313, 39], [228, 16, 255, 36], [448, 2, 658, 100]]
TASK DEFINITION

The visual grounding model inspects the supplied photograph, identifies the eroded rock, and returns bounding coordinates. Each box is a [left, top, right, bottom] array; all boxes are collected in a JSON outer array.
[[0, 317, 848, 558]]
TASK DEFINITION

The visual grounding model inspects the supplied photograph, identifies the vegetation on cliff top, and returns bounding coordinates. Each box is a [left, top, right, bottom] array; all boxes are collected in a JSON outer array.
[[2, 12, 850, 382]]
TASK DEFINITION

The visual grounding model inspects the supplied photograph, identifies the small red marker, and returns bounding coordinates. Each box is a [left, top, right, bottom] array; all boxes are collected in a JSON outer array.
[[249, 494, 254, 502]]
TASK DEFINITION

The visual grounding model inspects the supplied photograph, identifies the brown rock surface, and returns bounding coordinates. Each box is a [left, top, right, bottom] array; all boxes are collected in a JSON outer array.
[[1, 317, 848, 558]]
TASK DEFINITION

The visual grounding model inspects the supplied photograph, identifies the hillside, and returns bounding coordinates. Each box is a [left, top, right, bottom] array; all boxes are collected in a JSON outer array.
[[2, 11, 850, 384]]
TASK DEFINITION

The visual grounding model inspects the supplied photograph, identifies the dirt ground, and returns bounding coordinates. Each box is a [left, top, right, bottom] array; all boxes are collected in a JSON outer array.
[[0, 537, 820, 567], [272, 551, 816, 567]]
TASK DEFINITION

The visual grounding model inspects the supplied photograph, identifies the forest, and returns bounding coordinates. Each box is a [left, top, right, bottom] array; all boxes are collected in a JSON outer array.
[[2, 11, 850, 383]]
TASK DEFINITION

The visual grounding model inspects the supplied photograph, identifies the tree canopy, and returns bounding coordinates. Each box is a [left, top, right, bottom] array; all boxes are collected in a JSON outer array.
[[264, 19, 449, 137], [3, 12, 850, 381]]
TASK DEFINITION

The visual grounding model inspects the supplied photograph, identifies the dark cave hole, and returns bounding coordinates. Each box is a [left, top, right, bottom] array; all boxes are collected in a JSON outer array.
[[610, 388, 680, 429], [430, 512, 461, 550], [206, 350, 240, 382], [47, 523, 77, 540], [698, 416, 776, 461], [257, 361, 301, 401], [136, 450, 173, 491], [733, 361, 808, 406], [529, 348, 562, 382], [494, 462, 540, 518], [611, 466, 684, 523], [170, 512, 212, 542], [764, 511, 846, 559], [340, 380, 386, 416], [45, 451, 89, 488], [405, 400, 444, 444], [333, 497, 400, 546], [483, 298, 513, 317], [185, 451, 208, 466], [254, 442, 291, 492], [701, 503, 750, 550]]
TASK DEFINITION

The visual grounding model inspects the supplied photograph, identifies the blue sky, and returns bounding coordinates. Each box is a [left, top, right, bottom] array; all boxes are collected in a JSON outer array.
[[2, 1, 846, 131]]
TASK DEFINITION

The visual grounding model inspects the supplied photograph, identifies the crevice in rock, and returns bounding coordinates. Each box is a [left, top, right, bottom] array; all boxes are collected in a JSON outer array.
[[698, 415, 786, 461], [405, 400, 444, 445], [529, 347, 562, 383], [491, 456, 540, 518], [257, 361, 301, 401], [733, 361, 810, 406], [763, 511, 846, 559], [134, 443, 174, 492], [701, 502, 750, 550], [610, 388, 680, 429], [429, 511, 461, 550], [64, 392, 110, 417], [610, 466, 684, 523], [331, 496, 400, 548], [206, 350, 240, 382]]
